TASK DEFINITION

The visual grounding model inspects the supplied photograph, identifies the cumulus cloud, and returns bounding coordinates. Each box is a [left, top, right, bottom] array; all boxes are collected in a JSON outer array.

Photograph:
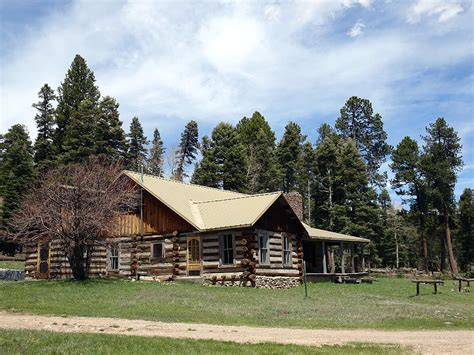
[[407, 0, 465, 23], [348, 21, 366, 37]]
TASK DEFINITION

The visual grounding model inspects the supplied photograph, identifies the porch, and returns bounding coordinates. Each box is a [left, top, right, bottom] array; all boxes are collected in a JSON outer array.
[[302, 224, 370, 282]]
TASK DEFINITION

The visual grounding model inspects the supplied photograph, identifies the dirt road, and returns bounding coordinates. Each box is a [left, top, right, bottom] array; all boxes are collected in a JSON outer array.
[[0, 312, 472, 354]]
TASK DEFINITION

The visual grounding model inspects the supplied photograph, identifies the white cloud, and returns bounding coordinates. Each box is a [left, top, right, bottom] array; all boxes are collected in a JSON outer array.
[[348, 21, 365, 37], [0, 0, 472, 155], [407, 0, 465, 23]]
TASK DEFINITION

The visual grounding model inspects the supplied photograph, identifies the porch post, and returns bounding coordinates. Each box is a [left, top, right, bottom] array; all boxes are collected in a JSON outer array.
[[322, 241, 327, 274], [340, 242, 345, 274], [361, 245, 365, 271], [351, 244, 355, 273]]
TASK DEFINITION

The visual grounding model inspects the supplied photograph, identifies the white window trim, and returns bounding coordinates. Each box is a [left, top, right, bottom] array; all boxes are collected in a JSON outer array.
[[258, 231, 270, 265], [219, 232, 236, 266], [150, 241, 165, 259], [282, 234, 292, 266], [108, 243, 120, 271]]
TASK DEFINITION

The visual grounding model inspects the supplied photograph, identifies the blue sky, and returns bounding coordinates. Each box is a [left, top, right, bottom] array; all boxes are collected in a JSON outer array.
[[0, 0, 472, 200]]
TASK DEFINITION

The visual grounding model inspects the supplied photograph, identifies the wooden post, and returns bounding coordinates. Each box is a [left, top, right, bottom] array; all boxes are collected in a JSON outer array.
[[351, 244, 355, 273], [303, 260, 308, 298], [416, 282, 420, 296], [361, 245, 365, 271], [340, 242, 345, 274], [322, 241, 327, 274], [434, 283, 437, 294]]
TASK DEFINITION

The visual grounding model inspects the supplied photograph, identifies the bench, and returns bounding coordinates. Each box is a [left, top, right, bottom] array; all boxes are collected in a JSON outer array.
[[412, 279, 444, 295], [454, 277, 474, 292]]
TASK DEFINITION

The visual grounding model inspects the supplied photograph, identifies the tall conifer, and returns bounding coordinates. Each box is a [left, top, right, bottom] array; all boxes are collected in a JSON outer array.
[[126, 117, 148, 172], [175, 120, 199, 181], [148, 128, 165, 177]]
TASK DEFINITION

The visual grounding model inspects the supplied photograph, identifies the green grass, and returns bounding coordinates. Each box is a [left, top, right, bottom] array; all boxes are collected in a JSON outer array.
[[0, 277, 472, 330], [0, 329, 409, 354], [0, 260, 24, 270]]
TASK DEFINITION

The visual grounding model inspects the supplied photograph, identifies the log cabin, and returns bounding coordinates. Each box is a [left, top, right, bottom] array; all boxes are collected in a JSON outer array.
[[25, 171, 370, 288]]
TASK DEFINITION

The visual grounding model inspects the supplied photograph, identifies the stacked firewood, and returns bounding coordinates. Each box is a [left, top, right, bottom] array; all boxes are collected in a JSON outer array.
[[297, 240, 304, 283], [172, 236, 180, 276]]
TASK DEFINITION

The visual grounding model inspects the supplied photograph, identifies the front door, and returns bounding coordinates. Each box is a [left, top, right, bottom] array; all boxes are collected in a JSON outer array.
[[187, 236, 202, 276], [37, 241, 50, 279]]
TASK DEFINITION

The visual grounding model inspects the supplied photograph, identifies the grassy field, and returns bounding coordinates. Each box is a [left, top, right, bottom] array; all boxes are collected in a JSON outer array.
[[0, 329, 408, 354], [0, 277, 472, 330], [0, 260, 24, 269]]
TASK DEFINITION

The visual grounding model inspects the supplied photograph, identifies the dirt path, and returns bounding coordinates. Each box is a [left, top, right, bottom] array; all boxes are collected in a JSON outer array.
[[0, 312, 472, 354]]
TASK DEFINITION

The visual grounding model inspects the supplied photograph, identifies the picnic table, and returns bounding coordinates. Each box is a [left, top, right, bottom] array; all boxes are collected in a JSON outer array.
[[412, 279, 444, 295], [454, 277, 474, 292]]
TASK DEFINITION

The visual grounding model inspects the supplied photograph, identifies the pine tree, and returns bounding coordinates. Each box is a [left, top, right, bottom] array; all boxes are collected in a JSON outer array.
[[330, 139, 380, 264], [297, 141, 315, 223], [61, 98, 100, 164], [147, 128, 165, 177], [32, 84, 56, 171], [175, 120, 199, 181], [55, 55, 100, 156], [458, 188, 474, 271], [390, 136, 430, 270], [95, 96, 127, 161], [0, 125, 35, 254], [276, 122, 304, 192], [192, 123, 247, 192], [236, 112, 280, 193], [335, 96, 391, 187], [126, 117, 148, 172], [313, 132, 339, 230], [192, 136, 220, 188], [422, 118, 463, 274]]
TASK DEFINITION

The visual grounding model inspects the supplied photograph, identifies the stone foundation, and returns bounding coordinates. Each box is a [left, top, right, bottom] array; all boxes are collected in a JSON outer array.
[[203, 275, 300, 289]]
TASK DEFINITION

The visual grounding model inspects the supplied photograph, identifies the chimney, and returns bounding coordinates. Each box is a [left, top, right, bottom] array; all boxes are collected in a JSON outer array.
[[284, 191, 303, 221]]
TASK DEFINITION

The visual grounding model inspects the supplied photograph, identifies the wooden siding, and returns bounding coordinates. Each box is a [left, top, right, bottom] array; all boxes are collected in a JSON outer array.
[[115, 191, 194, 236], [255, 197, 302, 234]]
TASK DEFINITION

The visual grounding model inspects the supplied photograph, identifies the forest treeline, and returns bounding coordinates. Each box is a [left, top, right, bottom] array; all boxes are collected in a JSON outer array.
[[1, 55, 472, 273]]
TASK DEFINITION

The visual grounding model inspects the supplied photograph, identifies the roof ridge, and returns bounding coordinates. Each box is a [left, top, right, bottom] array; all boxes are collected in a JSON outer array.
[[124, 170, 247, 196], [191, 191, 282, 204]]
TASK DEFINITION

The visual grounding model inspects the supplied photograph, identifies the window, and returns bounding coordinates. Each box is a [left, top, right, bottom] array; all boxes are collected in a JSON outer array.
[[220, 234, 235, 265], [283, 235, 291, 266], [258, 233, 269, 265], [108, 244, 119, 271], [151, 242, 165, 259]]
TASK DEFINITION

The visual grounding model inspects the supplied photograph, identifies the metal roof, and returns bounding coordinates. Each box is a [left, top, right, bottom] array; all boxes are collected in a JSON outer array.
[[124, 171, 283, 231], [124, 171, 370, 242], [302, 223, 370, 243]]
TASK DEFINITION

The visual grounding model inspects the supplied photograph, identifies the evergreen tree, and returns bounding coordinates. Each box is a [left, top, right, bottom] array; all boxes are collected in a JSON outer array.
[[126, 117, 148, 172], [390, 136, 430, 270], [61, 98, 100, 164], [422, 118, 463, 273], [335, 96, 391, 187], [147, 128, 165, 177], [192, 136, 219, 188], [236, 112, 280, 193], [0, 125, 35, 254], [32, 84, 56, 171], [95, 96, 127, 161], [316, 123, 335, 145], [192, 123, 247, 192], [55, 55, 100, 156], [297, 141, 315, 223], [175, 120, 199, 181], [458, 188, 474, 271], [313, 132, 339, 230], [276, 122, 304, 192]]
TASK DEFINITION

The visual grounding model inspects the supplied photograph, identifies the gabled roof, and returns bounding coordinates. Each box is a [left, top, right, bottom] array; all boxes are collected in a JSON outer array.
[[123, 171, 370, 242], [302, 223, 370, 243], [123, 171, 285, 232]]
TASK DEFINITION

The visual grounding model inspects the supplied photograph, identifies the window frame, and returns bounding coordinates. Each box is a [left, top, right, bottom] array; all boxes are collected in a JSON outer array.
[[150, 241, 165, 260], [107, 243, 120, 272], [258, 232, 270, 265], [219, 232, 236, 266], [282, 234, 292, 266]]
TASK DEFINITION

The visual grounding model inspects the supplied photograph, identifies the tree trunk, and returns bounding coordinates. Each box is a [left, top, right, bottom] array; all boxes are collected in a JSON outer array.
[[328, 168, 333, 230], [68, 244, 88, 280], [419, 214, 429, 271], [440, 230, 446, 272], [444, 209, 459, 274]]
